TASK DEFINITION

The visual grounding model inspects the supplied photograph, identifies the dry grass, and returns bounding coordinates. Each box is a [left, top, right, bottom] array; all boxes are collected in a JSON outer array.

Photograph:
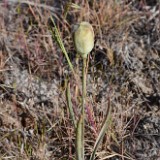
[[0, 0, 160, 160]]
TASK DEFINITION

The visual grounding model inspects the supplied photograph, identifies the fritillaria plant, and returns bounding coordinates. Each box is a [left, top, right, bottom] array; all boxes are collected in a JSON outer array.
[[74, 22, 94, 160], [65, 21, 111, 160]]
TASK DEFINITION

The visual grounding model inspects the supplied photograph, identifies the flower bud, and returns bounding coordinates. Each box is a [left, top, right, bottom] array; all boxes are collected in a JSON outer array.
[[74, 22, 94, 58]]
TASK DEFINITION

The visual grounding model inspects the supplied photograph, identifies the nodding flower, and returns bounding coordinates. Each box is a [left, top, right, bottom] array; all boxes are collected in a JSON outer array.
[[74, 22, 94, 58]]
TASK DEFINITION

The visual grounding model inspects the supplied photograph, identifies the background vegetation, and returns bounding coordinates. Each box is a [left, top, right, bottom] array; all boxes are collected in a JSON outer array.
[[0, 0, 160, 159]]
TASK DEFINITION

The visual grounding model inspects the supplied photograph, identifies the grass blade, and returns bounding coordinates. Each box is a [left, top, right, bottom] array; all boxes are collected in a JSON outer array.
[[66, 82, 76, 129], [49, 16, 81, 91], [90, 99, 112, 160]]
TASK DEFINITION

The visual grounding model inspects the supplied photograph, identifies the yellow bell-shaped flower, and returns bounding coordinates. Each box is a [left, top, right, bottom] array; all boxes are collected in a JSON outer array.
[[74, 22, 94, 58]]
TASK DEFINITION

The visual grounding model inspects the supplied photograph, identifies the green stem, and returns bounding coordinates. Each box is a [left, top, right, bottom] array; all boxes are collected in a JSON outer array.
[[66, 82, 76, 129], [76, 58, 87, 160], [82, 57, 87, 159], [82, 58, 87, 117]]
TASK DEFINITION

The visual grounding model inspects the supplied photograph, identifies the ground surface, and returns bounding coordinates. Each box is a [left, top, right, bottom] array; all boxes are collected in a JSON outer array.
[[0, 0, 160, 160]]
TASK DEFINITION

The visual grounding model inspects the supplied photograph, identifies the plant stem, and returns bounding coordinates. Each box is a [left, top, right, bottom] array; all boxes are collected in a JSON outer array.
[[82, 57, 87, 159], [76, 57, 87, 160], [66, 82, 76, 129]]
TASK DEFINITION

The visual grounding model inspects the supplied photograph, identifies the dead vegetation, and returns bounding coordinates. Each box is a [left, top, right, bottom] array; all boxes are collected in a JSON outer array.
[[0, 0, 160, 160]]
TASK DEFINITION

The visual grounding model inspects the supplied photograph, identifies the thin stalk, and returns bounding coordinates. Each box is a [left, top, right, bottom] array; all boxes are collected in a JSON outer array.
[[76, 57, 87, 160], [81, 57, 87, 159], [76, 115, 83, 160], [66, 82, 76, 129]]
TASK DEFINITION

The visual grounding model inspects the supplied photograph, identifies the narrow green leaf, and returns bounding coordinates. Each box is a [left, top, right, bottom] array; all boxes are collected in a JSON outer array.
[[66, 82, 76, 129], [90, 101, 112, 160]]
